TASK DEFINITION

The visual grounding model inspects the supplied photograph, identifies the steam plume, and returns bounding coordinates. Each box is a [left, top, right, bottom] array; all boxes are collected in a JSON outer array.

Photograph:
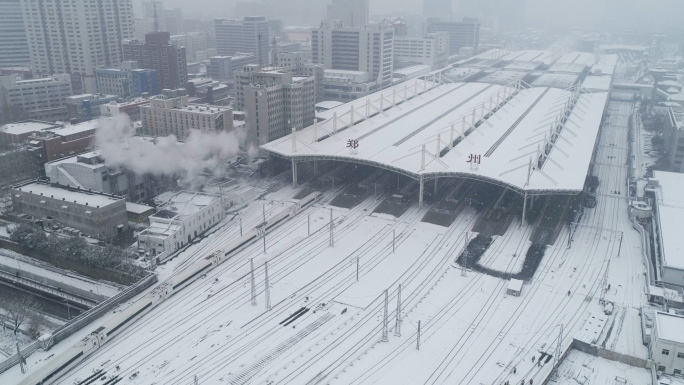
[[95, 114, 246, 186]]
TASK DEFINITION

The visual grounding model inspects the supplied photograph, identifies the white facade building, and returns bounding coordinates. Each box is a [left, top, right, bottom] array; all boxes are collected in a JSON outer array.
[[394, 32, 450, 70], [0, 0, 30, 68], [140, 94, 234, 139], [0, 74, 72, 121], [312, 22, 394, 95], [138, 191, 225, 260], [650, 311, 684, 376], [20, 0, 134, 94]]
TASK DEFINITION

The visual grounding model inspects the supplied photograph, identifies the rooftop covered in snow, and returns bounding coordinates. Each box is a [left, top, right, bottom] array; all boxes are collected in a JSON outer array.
[[651, 171, 684, 271], [262, 79, 608, 195]]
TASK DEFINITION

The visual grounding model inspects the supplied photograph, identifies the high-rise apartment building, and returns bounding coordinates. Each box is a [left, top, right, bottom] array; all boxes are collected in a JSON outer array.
[[20, 0, 134, 94], [235, 65, 315, 146], [0, 0, 30, 68], [123, 32, 188, 91], [327, 0, 369, 28], [423, 0, 452, 19], [0, 74, 72, 122], [427, 18, 480, 54], [311, 22, 394, 90], [140, 92, 233, 140], [214, 17, 270, 66]]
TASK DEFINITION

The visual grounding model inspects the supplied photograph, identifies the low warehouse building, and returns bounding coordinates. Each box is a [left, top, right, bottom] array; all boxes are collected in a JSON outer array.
[[11, 180, 129, 239]]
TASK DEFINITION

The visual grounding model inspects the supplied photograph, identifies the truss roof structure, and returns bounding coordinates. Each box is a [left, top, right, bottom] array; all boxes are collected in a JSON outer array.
[[262, 79, 609, 195]]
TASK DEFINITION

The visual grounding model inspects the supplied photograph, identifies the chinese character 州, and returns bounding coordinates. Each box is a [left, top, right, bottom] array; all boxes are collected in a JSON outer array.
[[347, 139, 359, 149], [467, 154, 481, 164]]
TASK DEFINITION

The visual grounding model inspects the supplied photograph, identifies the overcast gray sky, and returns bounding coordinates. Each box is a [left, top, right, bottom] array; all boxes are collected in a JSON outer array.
[[146, 0, 684, 31]]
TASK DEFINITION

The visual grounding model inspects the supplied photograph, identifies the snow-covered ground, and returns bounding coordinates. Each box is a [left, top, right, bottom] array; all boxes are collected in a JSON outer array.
[[0, 84, 652, 385], [554, 349, 651, 385], [0, 330, 32, 359]]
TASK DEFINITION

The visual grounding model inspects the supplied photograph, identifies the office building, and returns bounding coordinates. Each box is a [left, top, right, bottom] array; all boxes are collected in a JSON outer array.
[[171, 32, 209, 63], [327, 0, 369, 28], [100, 98, 150, 122], [423, 0, 452, 19], [0, 74, 72, 122], [214, 17, 270, 66], [140, 92, 233, 139], [123, 32, 188, 91], [273, 51, 325, 103], [186, 78, 231, 106], [0, 0, 30, 68], [11, 180, 129, 239], [20, 0, 134, 94], [95, 61, 159, 99], [427, 18, 480, 54], [138, 191, 225, 260], [312, 22, 394, 92], [394, 32, 450, 70], [65, 94, 120, 123], [208, 55, 257, 81], [235, 65, 315, 146]]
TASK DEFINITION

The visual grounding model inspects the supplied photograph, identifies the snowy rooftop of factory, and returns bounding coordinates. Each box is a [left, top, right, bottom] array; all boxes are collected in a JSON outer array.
[[655, 311, 684, 345], [12, 181, 123, 208], [262, 80, 609, 194], [651, 171, 684, 271]]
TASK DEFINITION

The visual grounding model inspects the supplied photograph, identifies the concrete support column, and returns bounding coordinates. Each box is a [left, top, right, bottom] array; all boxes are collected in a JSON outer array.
[[419, 175, 424, 209], [292, 159, 298, 188], [522, 192, 527, 225]]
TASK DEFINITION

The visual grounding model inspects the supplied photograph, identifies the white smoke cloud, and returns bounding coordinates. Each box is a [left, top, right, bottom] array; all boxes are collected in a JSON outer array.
[[94, 114, 246, 186]]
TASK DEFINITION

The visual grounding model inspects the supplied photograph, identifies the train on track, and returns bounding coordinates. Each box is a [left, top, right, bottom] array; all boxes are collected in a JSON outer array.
[[19, 192, 322, 385]]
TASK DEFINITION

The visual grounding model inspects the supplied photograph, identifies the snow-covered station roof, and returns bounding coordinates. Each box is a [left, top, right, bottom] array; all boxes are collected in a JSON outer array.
[[262, 79, 608, 195]]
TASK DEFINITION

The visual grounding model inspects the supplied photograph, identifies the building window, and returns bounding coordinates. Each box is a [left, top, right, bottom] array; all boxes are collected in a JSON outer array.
[[659, 366, 666, 372], [663, 349, 670, 355], [675, 369, 682, 376], [678, 352, 684, 359]]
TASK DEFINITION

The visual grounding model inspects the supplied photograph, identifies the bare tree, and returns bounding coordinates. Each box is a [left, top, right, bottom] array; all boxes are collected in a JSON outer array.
[[0, 290, 41, 340]]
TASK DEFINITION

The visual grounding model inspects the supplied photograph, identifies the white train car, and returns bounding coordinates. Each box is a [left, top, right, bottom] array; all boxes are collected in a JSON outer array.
[[17, 192, 321, 385]]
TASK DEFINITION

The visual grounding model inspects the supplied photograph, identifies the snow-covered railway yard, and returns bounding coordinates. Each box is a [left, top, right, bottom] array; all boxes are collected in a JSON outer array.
[[2, 94, 652, 385]]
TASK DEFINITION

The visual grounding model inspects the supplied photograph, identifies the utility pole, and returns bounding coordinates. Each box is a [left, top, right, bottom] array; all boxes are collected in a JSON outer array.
[[264, 261, 271, 310], [552, 324, 564, 380], [394, 284, 402, 337], [263, 203, 266, 223], [617, 232, 623, 257], [381, 289, 389, 342], [416, 320, 421, 351], [263, 229, 267, 253], [356, 256, 360, 282], [194, 375, 199, 385], [250, 259, 257, 306], [393, 230, 396, 253]]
